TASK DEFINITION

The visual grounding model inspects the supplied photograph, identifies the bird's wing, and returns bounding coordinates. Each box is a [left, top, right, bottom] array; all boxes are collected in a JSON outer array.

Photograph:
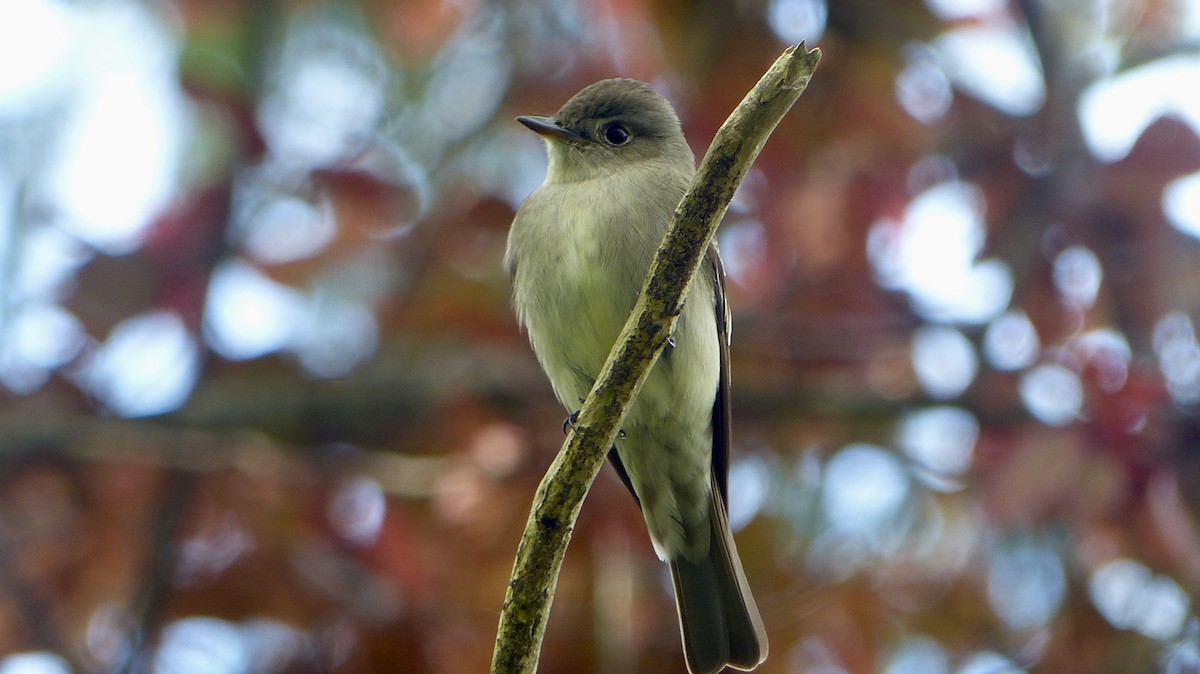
[[707, 243, 732, 509]]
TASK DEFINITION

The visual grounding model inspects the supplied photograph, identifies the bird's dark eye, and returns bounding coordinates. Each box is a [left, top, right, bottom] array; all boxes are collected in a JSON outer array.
[[602, 123, 631, 146]]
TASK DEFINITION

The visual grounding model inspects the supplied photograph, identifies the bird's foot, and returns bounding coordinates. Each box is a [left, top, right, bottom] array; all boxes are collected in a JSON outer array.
[[562, 410, 580, 434], [562, 398, 624, 439]]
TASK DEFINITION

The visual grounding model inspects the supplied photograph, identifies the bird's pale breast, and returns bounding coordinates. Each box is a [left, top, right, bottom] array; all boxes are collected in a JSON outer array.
[[506, 162, 721, 559]]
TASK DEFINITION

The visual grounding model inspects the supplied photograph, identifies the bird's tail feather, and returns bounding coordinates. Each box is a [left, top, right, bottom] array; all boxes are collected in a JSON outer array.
[[669, 483, 767, 674]]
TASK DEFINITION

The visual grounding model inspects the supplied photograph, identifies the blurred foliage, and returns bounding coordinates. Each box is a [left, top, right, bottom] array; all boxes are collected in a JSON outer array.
[[1, 0, 1200, 673]]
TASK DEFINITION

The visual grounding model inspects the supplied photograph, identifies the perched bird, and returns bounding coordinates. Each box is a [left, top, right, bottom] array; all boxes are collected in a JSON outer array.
[[504, 78, 767, 674]]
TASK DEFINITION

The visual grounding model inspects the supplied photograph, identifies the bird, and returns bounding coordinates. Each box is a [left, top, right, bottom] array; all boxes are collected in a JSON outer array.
[[504, 77, 767, 674]]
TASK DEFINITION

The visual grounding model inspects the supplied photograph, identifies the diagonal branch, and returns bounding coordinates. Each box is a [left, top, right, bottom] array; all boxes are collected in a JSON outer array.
[[490, 43, 821, 674]]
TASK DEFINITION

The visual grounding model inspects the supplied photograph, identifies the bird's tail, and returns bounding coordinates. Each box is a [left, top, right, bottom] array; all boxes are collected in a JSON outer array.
[[669, 485, 768, 674]]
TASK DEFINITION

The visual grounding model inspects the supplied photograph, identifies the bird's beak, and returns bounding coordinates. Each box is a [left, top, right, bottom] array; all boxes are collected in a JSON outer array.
[[516, 115, 582, 142]]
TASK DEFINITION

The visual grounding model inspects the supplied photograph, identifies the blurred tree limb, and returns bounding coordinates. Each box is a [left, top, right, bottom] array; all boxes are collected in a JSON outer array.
[[490, 43, 821, 674]]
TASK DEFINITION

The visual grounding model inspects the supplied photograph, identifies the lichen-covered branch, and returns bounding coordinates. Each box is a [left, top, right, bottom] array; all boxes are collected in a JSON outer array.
[[490, 43, 822, 674]]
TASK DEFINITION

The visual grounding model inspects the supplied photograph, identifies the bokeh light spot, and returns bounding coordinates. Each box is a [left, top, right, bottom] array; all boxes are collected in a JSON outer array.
[[822, 444, 910, 537], [768, 0, 828, 44], [1053, 245, 1102, 309], [984, 310, 1040, 371], [727, 456, 770, 531], [934, 22, 1045, 117], [869, 181, 1011, 324], [1090, 559, 1190, 640], [0, 303, 84, 393], [1159, 621, 1200, 674], [1154, 311, 1200, 406], [1079, 55, 1200, 162], [235, 191, 337, 265], [293, 298, 378, 378], [43, 2, 188, 254], [176, 512, 254, 587], [898, 406, 978, 479], [896, 44, 953, 124], [957, 651, 1027, 674], [912, 325, 978, 399], [82, 311, 200, 417], [719, 219, 769, 289], [1164, 170, 1200, 239], [154, 617, 247, 674], [924, 0, 1005, 20], [328, 476, 387, 547], [987, 539, 1065, 629], [0, 0, 77, 114], [1020, 364, 1082, 426], [1070, 329, 1131, 393], [884, 636, 949, 674], [0, 652, 71, 674], [204, 260, 304, 360], [258, 23, 386, 169]]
